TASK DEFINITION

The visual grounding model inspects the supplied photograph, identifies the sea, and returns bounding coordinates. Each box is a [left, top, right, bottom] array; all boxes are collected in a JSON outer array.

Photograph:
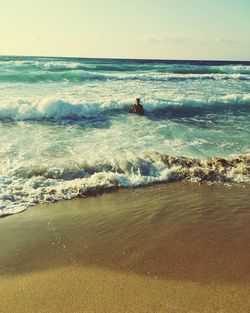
[[0, 55, 249, 216]]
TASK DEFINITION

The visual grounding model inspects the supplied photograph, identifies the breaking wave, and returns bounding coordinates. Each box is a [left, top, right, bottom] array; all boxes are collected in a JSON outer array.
[[1, 57, 250, 83], [1, 151, 249, 217], [2, 58, 250, 75], [0, 71, 107, 83], [0, 70, 249, 83], [0, 94, 249, 121]]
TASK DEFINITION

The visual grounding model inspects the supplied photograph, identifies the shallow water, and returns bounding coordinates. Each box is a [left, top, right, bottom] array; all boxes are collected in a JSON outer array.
[[1, 183, 250, 284]]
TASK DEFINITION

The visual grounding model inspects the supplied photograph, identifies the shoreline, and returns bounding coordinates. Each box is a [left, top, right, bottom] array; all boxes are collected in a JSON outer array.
[[1, 182, 250, 312]]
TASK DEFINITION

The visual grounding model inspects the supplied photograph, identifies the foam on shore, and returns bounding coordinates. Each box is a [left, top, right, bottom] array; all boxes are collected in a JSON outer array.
[[1, 151, 249, 216]]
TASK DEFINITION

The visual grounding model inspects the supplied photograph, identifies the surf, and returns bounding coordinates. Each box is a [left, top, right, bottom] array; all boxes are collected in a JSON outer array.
[[1, 151, 249, 217], [0, 56, 250, 217], [0, 94, 249, 121]]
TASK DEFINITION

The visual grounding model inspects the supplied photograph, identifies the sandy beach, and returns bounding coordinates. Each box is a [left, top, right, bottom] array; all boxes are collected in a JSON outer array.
[[1, 182, 250, 313], [1, 1, 250, 312]]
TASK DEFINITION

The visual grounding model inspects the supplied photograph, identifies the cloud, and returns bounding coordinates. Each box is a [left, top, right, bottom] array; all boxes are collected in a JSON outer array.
[[214, 37, 234, 45], [214, 36, 250, 46], [142, 35, 191, 44], [140, 35, 250, 49]]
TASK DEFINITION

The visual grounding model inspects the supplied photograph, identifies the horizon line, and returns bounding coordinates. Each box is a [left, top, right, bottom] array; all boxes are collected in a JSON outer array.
[[0, 53, 250, 63]]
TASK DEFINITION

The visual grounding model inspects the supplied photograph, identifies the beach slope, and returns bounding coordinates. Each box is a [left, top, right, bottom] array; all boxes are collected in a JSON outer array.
[[1, 183, 250, 313]]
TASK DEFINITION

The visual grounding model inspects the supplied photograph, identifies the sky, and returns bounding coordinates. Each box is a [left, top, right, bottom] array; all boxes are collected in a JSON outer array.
[[0, 0, 250, 60]]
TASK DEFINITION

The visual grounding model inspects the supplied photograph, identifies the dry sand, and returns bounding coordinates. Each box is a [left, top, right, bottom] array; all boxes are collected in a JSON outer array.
[[1, 183, 250, 313]]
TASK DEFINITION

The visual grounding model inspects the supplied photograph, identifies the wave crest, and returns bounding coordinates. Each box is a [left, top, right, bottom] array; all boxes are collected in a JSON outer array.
[[0, 71, 249, 83], [1, 152, 249, 217], [0, 94, 249, 121]]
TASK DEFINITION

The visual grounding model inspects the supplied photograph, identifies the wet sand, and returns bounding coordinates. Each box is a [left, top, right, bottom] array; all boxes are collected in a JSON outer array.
[[1, 183, 250, 313]]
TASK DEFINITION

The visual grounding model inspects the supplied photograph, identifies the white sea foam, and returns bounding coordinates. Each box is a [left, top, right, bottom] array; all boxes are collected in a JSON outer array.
[[0, 94, 249, 121], [0, 152, 249, 217]]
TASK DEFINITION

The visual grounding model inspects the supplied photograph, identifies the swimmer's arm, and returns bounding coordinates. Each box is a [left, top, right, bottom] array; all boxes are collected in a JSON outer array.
[[130, 104, 135, 112]]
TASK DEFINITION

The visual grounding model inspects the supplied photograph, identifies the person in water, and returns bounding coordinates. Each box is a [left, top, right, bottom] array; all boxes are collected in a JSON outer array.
[[131, 98, 144, 115]]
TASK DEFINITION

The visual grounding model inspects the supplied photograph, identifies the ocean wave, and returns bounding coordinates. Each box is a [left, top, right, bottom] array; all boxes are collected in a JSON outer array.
[[43, 62, 140, 72], [0, 98, 128, 120], [160, 65, 250, 75], [0, 69, 249, 83], [1, 151, 249, 217], [41, 63, 250, 75], [0, 71, 108, 83], [0, 94, 249, 121], [1, 58, 250, 84], [112, 72, 250, 82], [2, 58, 250, 75], [148, 94, 250, 111]]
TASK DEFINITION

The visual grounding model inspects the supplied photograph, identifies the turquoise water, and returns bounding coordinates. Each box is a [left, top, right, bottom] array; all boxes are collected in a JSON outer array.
[[0, 56, 249, 215]]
